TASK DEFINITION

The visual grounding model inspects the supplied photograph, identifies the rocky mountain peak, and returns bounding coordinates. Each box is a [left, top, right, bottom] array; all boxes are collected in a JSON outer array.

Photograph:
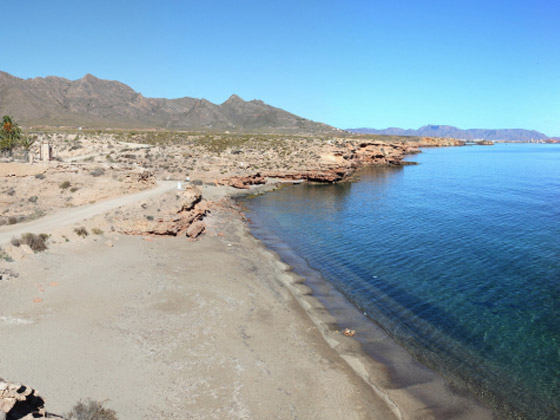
[[80, 73, 98, 82], [223, 94, 244, 105]]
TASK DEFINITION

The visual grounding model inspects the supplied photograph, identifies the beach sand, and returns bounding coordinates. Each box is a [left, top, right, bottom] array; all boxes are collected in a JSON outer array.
[[0, 186, 494, 420]]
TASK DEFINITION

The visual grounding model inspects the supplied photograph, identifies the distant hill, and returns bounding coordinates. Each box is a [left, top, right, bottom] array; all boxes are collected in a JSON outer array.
[[0, 71, 336, 133], [348, 125, 548, 141]]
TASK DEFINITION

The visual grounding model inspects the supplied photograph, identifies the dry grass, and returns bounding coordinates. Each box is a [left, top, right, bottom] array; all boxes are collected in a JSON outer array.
[[67, 400, 118, 420]]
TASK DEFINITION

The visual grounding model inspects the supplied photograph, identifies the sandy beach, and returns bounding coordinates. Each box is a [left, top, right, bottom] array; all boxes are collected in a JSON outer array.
[[0, 180, 496, 420]]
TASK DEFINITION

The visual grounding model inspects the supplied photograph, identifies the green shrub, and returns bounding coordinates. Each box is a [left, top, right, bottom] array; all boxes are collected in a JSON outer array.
[[60, 181, 71, 189], [91, 228, 104, 235]]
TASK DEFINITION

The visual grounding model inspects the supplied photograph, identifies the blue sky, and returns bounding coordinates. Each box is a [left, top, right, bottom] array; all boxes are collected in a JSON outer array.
[[4, 0, 559, 135]]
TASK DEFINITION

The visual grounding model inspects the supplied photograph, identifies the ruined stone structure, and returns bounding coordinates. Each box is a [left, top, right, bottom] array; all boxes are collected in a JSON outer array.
[[40, 143, 53, 162]]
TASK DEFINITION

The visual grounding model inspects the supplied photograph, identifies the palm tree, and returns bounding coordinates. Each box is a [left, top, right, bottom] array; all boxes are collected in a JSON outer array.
[[0, 115, 22, 153], [20, 134, 36, 162]]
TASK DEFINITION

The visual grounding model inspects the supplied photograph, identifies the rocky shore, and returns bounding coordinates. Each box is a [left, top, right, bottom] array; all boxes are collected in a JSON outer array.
[[1, 131, 448, 240]]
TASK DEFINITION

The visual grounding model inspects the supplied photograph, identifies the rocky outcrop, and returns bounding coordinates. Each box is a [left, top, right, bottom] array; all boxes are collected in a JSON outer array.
[[265, 168, 350, 183], [186, 221, 206, 239], [415, 137, 464, 147], [114, 187, 208, 238], [218, 173, 266, 189], [0, 379, 54, 419], [214, 141, 419, 188], [263, 141, 416, 183], [351, 141, 416, 165]]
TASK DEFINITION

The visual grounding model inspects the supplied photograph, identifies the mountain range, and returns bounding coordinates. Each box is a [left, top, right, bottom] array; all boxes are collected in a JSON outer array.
[[347, 125, 549, 141], [0, 71, 336, 133], [1, 71, 551, 139]]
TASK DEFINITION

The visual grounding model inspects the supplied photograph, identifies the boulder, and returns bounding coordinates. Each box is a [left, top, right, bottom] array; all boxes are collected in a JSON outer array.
[[0, 379, 48, 419], [186, 221, 206, 238], [177, 189, 202, 213]]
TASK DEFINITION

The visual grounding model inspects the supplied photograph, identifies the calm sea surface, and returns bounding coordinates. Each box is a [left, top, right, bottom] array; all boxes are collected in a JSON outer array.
[[244, 143, 560, 420]]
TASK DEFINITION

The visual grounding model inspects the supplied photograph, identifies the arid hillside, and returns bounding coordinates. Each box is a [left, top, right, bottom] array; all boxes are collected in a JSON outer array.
[[0, 71, 337, 133]]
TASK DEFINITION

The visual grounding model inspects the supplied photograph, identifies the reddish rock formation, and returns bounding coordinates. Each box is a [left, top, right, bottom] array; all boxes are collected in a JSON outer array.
[[115, 188, 208, 238], [186, 221, 206, 238], [213, 141, 419, 188], [218, 173, 266, 189], [261, 141, 416, 184], [264, 168, 350, 183], [351, 141, 416, 166], [415, 137, 465, 147]]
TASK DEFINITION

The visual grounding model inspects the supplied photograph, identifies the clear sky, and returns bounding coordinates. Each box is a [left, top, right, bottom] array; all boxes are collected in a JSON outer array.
[[4, 0, 559, 135]]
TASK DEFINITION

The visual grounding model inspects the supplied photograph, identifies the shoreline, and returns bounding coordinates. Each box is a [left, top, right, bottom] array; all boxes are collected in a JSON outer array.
[[238, 182, 496, 420], [0, 182, 414, 419]]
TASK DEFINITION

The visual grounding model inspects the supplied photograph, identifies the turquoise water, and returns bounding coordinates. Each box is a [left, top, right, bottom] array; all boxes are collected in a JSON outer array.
[[244, 144, 560, 420]]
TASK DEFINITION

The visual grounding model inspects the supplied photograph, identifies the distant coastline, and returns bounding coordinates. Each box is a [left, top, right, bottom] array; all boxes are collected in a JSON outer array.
[[347, 125, 551, 142]]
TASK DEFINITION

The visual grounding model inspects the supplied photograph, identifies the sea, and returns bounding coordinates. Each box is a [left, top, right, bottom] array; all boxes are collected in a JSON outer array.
[[243, 143, 560, 420]]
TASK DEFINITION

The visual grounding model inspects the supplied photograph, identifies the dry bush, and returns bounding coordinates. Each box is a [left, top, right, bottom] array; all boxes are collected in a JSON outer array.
[[11, 233, 49, 252], [74, 227, 89, 237], [67, 399, 118, 420], [90, 167, 105, 177]]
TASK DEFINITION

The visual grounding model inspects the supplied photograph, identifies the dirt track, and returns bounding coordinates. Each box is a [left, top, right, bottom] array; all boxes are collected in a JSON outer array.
[[0, 181, 176, 246]]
